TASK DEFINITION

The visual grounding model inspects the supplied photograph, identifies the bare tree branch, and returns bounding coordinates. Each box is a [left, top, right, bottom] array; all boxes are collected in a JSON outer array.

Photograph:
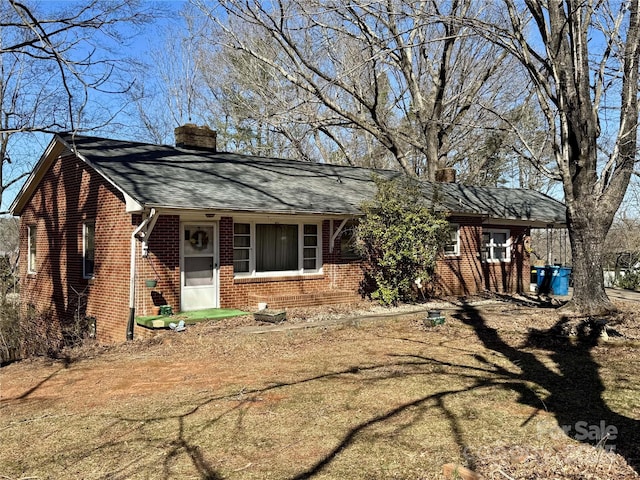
[[190, 0, 524, 180], [1, 0, 157, 210]]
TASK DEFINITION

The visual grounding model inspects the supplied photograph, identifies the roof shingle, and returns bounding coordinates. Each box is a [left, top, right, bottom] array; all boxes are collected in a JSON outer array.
[[58, 134, 566, 225]]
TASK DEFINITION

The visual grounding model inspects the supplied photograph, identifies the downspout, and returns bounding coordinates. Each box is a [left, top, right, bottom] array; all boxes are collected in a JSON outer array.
[[127, 209, 157, 341]]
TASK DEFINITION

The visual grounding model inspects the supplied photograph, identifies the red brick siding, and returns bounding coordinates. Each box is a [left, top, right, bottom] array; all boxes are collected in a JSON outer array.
[[482, 224, 530, 293], [217, 216, 530, 309], [18, 154, 137, 344], [435, 217, 530, 295], [436, 217, 484, 296]]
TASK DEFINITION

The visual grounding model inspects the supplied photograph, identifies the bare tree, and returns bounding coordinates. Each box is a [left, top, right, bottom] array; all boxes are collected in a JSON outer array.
[[1, 0, 153, 212], [191, 0, 522, 178], [198, 35, 316, 159], [605, 216, 640, 261], [457, 101, 557, 190], [127, 10, 210, 145], [474, 0, 640, 314]]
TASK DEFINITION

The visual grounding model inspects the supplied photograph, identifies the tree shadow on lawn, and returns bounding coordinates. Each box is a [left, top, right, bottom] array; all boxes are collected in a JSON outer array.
[[453, 302, 640, 473], [103, 358, 501, 480], [99, 306, 640, 480], [12, 303, 636, 479]]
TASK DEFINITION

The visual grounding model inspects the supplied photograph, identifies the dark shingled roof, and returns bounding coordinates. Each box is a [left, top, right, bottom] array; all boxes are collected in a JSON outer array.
[[58, 134, 566, 225]]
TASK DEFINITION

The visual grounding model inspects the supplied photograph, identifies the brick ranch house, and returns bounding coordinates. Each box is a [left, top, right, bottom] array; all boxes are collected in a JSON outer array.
[[10, 125, 566, 344]]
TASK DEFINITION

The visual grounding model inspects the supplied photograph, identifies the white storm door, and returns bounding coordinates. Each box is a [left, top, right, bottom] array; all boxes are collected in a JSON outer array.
[[181, 223, 219, 310]]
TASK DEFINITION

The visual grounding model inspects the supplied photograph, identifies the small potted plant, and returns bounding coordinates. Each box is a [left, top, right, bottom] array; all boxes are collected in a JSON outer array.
[[424, 309, 445, 327]]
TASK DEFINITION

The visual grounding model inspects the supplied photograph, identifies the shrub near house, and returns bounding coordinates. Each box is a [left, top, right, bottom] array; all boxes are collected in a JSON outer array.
[[356, 176, 450, 305]]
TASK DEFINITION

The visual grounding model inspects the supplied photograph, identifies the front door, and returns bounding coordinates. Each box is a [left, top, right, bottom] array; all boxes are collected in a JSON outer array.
[[181, 223, 218, 310]]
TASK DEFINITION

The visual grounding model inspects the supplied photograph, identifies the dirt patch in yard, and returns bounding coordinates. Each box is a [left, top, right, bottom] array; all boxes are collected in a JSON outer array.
[[1, 294, 639, 479]]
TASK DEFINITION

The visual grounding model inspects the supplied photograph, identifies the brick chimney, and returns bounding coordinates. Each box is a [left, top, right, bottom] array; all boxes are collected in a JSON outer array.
[[175, 124, 217, 152], [435, 167, 456, 183]]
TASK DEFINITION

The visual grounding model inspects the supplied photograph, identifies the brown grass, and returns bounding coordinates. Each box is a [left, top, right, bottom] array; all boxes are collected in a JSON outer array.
[[1, 296, 639, 480]]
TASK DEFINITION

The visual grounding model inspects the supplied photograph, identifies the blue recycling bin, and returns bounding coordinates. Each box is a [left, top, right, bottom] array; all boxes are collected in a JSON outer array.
[[537, 266, 571, 295], [536, 266, 553, 294]]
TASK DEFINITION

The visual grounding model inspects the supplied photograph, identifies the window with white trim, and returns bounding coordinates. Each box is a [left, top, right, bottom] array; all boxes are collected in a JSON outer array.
[[443, 223, 460, 256], [303, 224, 319, 269], [482, 229, 510, 262], [27, 225, 37, 273], [83, 221, 95, 278], [233, 223, 251, 273], [233, 221, 322, 275]]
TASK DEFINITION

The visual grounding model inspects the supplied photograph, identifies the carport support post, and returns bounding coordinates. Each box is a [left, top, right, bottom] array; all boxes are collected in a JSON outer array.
[[127, 231, 138, 341]]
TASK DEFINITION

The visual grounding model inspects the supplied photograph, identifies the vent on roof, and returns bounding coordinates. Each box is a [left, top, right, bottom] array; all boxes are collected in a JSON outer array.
[[435, 168, 456, 183], [175, 124, 217, 152]]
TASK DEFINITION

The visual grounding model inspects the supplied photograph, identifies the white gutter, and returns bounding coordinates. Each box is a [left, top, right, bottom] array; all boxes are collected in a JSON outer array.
[[127, 208, 157, 341]]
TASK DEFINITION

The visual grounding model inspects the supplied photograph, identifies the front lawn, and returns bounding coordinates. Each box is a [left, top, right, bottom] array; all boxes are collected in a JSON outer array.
[[1, 298, 639, 479]]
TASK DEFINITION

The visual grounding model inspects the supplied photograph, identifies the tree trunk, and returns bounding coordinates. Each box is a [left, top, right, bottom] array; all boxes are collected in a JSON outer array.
[[565, 207, 616, 315], [424, 128, 440, 181]]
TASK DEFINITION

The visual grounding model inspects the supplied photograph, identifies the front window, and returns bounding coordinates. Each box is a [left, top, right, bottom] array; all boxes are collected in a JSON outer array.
[[443, 224, 460, 256], [233, 221, 322, 275], [27, 225, 36, 273], [83, 221, 95, 278], [256, 223, 298, 272], [482, 229, 510, 262]]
